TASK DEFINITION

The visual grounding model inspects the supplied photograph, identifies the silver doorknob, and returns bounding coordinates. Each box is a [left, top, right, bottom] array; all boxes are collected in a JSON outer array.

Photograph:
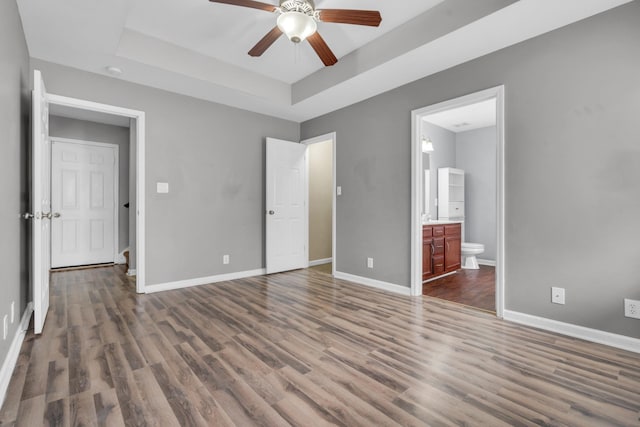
[[52, 212, 61, 218], [22, 213, 34, 220], [268, 210, 275, 215], [41, 212, 52, 219]]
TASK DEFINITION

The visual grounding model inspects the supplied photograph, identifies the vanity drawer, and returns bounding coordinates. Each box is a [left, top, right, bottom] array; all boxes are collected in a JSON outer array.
[[432, 237, 445, 255], [422, 226, 433, 238], [445, 223, 461, 236], [433, 226, 445, 237], [432, 256, 445, 274]]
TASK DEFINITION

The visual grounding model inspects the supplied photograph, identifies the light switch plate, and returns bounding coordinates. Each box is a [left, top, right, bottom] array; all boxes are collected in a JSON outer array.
[[336, 186, 342, 196], [156, 182, 169, 194]]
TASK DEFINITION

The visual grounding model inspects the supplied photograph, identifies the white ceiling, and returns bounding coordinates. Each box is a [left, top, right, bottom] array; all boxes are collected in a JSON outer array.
[[124, 0, 446, 84], [17, 0, 632, 122], [424, 99, 496, 133]]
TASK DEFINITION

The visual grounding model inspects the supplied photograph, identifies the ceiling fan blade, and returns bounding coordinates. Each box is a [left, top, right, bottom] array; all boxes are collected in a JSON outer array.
[[248, 26, 283, 57], [317, 9, 382, 27], [209, 0, 277, 12], [307, 32, 338, 66]]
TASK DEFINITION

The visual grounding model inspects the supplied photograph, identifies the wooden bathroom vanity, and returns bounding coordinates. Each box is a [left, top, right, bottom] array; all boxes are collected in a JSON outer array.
[[422, 222, 461, 282]]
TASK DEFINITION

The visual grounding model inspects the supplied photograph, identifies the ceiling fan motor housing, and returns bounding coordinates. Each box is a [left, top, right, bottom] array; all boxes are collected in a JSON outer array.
[[279, 0, 315, 14], [277, 0, 318, 43]]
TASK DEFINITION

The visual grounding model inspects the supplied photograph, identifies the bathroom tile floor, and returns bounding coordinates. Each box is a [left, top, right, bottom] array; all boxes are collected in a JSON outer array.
[[423, 265, 496, 312]]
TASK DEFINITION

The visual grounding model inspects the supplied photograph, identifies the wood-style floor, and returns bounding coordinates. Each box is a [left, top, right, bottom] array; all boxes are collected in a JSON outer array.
[[423, 266, 496, 312], [1, 265, 640, 426]]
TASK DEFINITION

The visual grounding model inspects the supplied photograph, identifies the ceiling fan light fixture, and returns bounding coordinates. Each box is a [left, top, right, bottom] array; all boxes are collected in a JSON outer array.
[[277, 11, 317, 43]]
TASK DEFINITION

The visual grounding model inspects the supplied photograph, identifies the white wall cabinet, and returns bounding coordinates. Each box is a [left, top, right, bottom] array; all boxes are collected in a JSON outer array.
[[438, 167, 465, 219]]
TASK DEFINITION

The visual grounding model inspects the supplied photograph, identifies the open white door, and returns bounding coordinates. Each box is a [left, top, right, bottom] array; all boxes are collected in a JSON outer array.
[[266, 138, 308, 274], [32, 70, 51, 334]]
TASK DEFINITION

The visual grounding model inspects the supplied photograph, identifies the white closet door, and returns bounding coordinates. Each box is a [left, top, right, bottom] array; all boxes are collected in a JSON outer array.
[[51, 141, 116, 268]]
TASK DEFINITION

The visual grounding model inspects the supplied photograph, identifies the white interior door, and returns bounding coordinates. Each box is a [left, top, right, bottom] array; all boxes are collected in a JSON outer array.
[[32, 70, 51, 335], [266, 138, 308, 274], [51, 141, 116, 268]]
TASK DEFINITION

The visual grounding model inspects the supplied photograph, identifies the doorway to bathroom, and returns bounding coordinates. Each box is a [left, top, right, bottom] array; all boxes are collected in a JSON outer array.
[[410, 87, 505, 317]]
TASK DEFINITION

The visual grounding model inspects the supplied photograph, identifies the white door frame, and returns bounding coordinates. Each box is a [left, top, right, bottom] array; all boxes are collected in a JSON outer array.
[[302, 132, 337, 277], [50, 137, 120, 266], [46, 93, 146, 293], [410, 86, 505, 318]]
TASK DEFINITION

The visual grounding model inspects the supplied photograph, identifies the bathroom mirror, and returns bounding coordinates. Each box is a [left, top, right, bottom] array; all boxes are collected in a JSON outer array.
[[423, 153, 431, 220]]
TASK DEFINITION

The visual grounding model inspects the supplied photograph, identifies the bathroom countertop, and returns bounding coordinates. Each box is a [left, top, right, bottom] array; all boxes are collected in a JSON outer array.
[[422, 219, 463, 225]]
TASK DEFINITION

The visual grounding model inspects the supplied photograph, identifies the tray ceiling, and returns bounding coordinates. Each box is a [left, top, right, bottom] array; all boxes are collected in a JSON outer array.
[[17, 0, 632, 122]]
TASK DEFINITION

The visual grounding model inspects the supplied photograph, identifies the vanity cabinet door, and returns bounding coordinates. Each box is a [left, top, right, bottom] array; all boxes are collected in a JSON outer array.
[[422, 238, 433, 280], [445, 236, 461, 271]]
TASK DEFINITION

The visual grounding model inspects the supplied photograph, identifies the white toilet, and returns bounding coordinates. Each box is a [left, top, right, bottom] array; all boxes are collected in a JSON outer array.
[[461, 242, 485, 269]]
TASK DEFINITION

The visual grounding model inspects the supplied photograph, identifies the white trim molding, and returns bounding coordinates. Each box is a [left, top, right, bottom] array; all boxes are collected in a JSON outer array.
[[127, 269, 137, 276], [302, 132, 337, 278], [145, 269, 267, 294], [334, 271, 411, 296], [309, 258, 332, 267], [0, 302, 33, 409], [503, 310, 640, 354], [411, 86, 506, 320], [478, 259, 497, 267], [47, 91, 146, 294]]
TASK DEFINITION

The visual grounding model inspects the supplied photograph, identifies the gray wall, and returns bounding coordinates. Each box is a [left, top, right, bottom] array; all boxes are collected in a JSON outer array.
[[0, 0, 30, 369], [49, 116, 131, 255], [456, 126, 497, 260], [301, 2, 640, 339], [32, 59, 300, 285]]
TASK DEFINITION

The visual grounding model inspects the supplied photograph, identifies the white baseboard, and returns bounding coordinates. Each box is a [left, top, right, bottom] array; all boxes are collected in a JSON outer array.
[[0, 302, 33, 409], [478, 259, 496, 267], [309, 258, 332, 267], [334, 271, 411, 296], [145, 268, 267, 294], [503, 310, 640, 354], [127, 269, 137, 276]]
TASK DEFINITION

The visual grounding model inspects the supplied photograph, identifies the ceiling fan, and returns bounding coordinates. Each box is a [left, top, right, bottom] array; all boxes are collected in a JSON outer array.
[[209, 0, 382, 66]]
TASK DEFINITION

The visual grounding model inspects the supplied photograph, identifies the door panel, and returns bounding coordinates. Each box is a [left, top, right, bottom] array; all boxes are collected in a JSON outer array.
[[32, 70, 51, 335], [51, 141, 116, 268], [266, 138, 308, 274]]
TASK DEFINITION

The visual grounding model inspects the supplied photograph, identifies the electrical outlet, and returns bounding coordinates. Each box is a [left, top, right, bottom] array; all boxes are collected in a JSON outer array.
[[223, 255, 230, 265], [11, 302, 15, 324], [624, 299, 640, 319], [3, 315, 7, 340], [367, 257, 374, 269], [551, 287, 565, 305]]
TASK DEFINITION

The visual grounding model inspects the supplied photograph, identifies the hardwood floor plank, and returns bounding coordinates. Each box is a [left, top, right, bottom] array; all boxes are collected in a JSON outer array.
[[93, 389, 125, 427], [46, 359, 69, 403], [69, 391, 98, 427], [131, 366, 181, 427], [1, 265, 639, 426]]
